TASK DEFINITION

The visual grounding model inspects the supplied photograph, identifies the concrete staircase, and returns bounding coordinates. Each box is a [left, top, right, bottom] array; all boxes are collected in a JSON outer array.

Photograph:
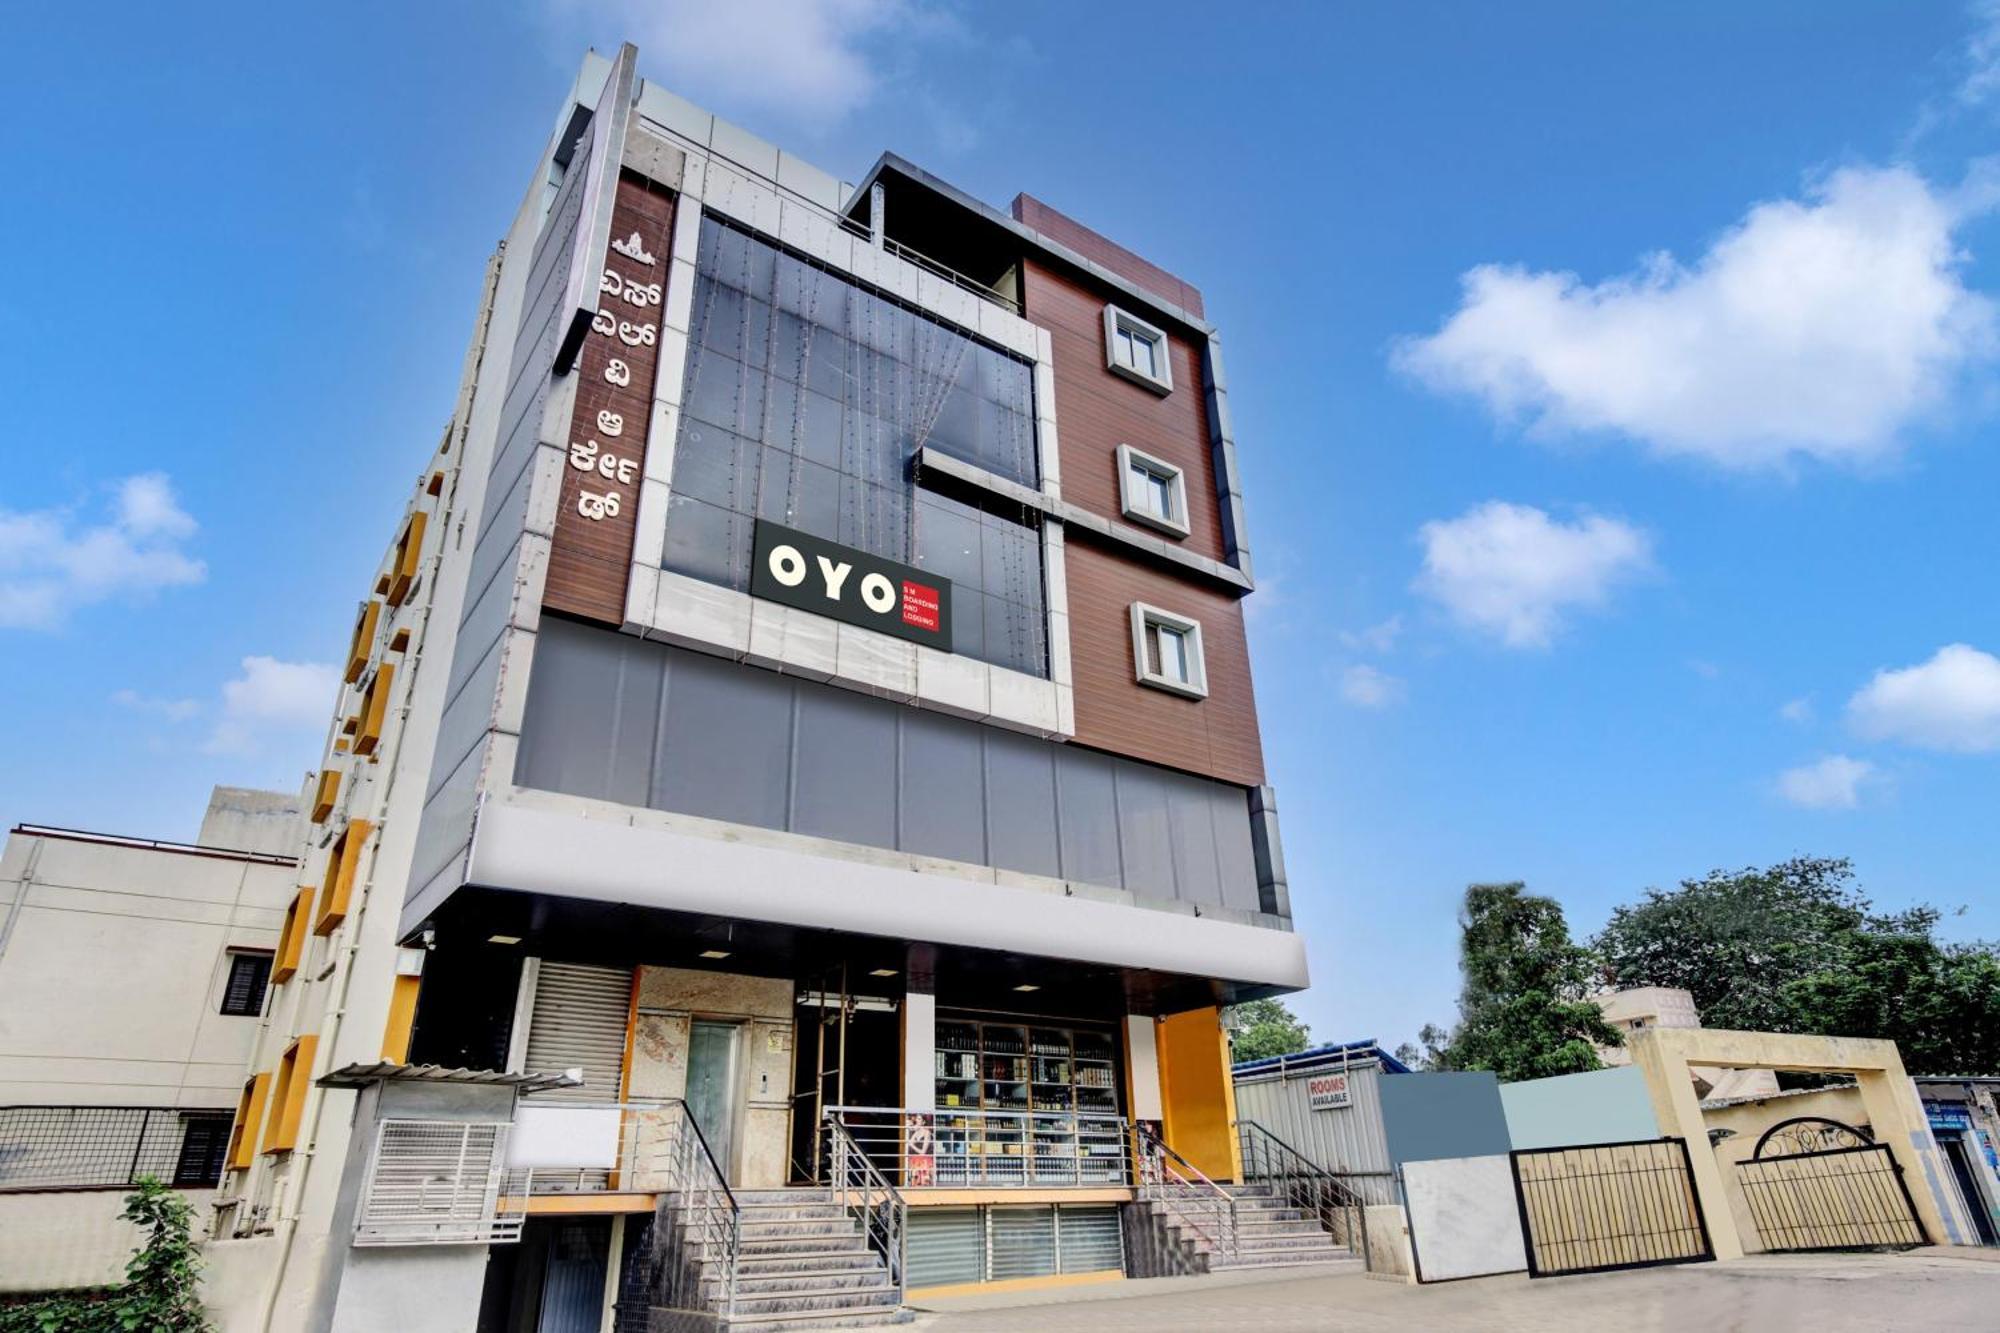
[[690, 1189, 908, 1331], [1207, 1184, 1351, 1271], [1131, 1183, 1353, 1275]]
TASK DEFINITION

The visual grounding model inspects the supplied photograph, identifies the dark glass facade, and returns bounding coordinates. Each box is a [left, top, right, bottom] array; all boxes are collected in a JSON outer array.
[[665, 218, 1047, 677]]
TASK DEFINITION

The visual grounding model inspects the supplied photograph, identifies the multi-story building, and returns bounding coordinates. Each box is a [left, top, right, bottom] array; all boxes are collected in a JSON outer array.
[[202, 44, 1312, 1332], [0, 787, 301, 1293]]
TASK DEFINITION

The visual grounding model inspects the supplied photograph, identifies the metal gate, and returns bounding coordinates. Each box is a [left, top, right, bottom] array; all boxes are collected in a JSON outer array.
[[1735, 1117, 1929, 1252], [1510, 1137, 1714, 1277]]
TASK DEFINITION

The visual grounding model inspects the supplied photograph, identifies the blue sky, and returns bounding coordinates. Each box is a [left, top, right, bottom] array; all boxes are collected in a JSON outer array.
[[4, 3, 1998, 1051]]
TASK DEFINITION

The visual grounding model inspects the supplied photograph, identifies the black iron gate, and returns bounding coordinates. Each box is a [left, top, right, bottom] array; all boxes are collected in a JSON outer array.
[[1509, 1137, 1714, 1277], [1735, 1118, 1929, 1253]]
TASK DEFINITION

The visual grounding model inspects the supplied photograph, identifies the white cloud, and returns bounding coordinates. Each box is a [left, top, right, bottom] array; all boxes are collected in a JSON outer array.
[[206, 657, 340, 757], [112, 689, 201, 723], [1777, 754, 1877, 810], [1780, 696, 1815, 725], [1339, 664, 1405, 710], [1414, 502, 1652, 649], [1394, 166, 1996, 469], [570, 0, 937, 124], [1846, 643, 2000, 752], [1962, 1, 2000, 108], [1339, 615, 1403, 655], [0, 474, 206, 629]]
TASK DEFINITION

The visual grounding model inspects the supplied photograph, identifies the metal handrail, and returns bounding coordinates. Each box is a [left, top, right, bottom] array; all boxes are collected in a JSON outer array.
[[1236, 1118, 1370, 1257], [673, 1102, 742, 1322], [824, 1110, 907, 1307], [824, 1104, 1133, 1188], [1134, 1120, 1237, 1259]]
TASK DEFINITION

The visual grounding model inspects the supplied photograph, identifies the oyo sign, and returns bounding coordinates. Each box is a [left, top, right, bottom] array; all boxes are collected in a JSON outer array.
[[1307, 1071, 1351, 1111], [751, 521, 952, 651]]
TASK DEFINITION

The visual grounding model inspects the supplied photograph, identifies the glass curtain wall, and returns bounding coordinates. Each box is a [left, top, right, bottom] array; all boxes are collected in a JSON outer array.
[[667, 217, 1048, 677]]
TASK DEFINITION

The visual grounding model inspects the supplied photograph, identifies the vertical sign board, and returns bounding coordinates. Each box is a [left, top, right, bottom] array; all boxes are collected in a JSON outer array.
[[543, 175, 675, 624], [1307, 1070, 1352, 1111]]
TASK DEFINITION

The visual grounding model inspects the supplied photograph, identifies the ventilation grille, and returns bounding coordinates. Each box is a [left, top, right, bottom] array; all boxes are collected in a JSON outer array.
[[354, 1120, 520, 1246]]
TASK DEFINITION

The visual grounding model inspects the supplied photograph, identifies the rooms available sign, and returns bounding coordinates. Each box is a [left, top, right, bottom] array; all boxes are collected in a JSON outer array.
[[1307, 1071, 1352, 1111], [751, 521, 952, 652]]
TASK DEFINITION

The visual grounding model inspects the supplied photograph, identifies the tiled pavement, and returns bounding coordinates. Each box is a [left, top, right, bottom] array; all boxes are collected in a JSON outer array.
[[907, 1249, 2000, 1331]]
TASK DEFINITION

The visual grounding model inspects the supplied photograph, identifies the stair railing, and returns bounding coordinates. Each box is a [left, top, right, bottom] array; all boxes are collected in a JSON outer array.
[[651, 1100, 742, 1322], [824, 1109, 907, 1307], [1133, 1120, 1238, 1263], [1235, 1118, 1368, 1257]]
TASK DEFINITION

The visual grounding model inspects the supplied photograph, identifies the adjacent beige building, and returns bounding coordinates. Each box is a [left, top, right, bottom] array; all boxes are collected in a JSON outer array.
[[1594, 986, 1778, 1101], [0, 788, 302, 1293]]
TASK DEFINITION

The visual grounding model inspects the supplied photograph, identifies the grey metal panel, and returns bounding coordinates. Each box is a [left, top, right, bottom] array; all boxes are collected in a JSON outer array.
[[1166, 776, 1222, 907], [907, 1208, 983, 1287], [1056, 1205, 1123, 1273], [1378, 1071, 1511, 1171], [430, 630, 505, 803], [1232, 1057, 1393, 1177], [515, 617, 656, 807], [446, 556, 514, 707], [1210, 785, 1259, 915], [792, 685, 897, 848], [1112, 763, 1175, 903], [652, 645, 793, 827], [1053, 748, 1122, 891], [988, 1206, 1056, 1281], [900, 710, 985, 865], [515, 623, 1272, 915], [984, 730, 1059, 880], [522, 961, 633, 1103]]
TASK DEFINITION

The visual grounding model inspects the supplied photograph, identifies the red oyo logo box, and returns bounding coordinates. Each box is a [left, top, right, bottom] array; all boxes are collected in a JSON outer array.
[[901, 580, 942, 633]]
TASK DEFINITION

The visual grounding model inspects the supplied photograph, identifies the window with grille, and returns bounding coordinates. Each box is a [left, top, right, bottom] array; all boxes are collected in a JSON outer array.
[[172, 1112, 234, 1187], [219, 951, 274, 1017]]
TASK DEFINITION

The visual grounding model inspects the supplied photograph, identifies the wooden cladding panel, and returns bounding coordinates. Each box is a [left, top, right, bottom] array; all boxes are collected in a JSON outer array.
[[544, 174, 678, 624], [1063, 539, 1264, 787], [1011, 194, 1205, 319], [1021, 260, 1226, 562]]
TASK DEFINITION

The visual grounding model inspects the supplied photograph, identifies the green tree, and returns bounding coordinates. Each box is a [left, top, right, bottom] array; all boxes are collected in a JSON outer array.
[[1594, 856, 1908, 1032], [1435, 882, 1622, 1082], [1593, 855, 2000, 1076], [1226, 997, 1311, 1062], [1393, 1022, 1452, 1071]]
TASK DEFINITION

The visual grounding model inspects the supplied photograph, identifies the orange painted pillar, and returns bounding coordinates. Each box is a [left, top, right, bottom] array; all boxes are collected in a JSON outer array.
[[1155, 1006, 1242, 1182]]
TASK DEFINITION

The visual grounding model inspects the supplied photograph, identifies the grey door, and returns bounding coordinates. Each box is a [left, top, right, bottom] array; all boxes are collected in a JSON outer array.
[[686, 1021, 740, 1180]]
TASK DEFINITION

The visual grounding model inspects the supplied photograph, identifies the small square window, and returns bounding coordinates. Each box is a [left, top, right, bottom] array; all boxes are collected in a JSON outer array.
[[220, 951, 274, 1017], [1129, 602, 1208, 699], [1116, 444, 1190, 538], [1102, 306, 1173, 394]]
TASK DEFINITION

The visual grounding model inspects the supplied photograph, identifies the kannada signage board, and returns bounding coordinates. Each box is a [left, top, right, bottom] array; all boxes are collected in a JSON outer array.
[[1307, 1070, 1352, 1112], [750, 521, 952, 652], [542, 173, 674, 624]]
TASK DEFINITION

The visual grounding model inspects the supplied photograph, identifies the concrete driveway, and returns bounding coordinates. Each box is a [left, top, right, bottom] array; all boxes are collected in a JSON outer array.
[[909, 1250, 2000, 1331]]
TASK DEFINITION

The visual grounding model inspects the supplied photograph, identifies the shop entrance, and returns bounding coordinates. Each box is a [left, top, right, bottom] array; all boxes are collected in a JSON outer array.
[[789, 963, 901, 1183]]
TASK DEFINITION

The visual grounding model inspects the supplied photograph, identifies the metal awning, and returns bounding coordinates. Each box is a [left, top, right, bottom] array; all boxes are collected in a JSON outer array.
[[317, 1061, 583, 1092]]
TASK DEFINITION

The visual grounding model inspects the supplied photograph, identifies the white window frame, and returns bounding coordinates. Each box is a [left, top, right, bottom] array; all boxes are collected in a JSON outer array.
[[1129, 602, 1208, 699], [1102, 305, 1174, 394], [1115, 444, 1190, 539]]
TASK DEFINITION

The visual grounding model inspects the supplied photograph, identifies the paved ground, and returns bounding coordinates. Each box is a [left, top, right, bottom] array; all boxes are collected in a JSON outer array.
[[908, 1250, 2000, 1331]]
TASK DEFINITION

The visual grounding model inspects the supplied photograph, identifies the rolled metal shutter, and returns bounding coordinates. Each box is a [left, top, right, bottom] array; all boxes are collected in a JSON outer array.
[[988, 1206, 1057, 1281], [522, 961, 632, 1103], [1057, 1205, 1124, 1273], [908, 1207, 984, 1287]]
